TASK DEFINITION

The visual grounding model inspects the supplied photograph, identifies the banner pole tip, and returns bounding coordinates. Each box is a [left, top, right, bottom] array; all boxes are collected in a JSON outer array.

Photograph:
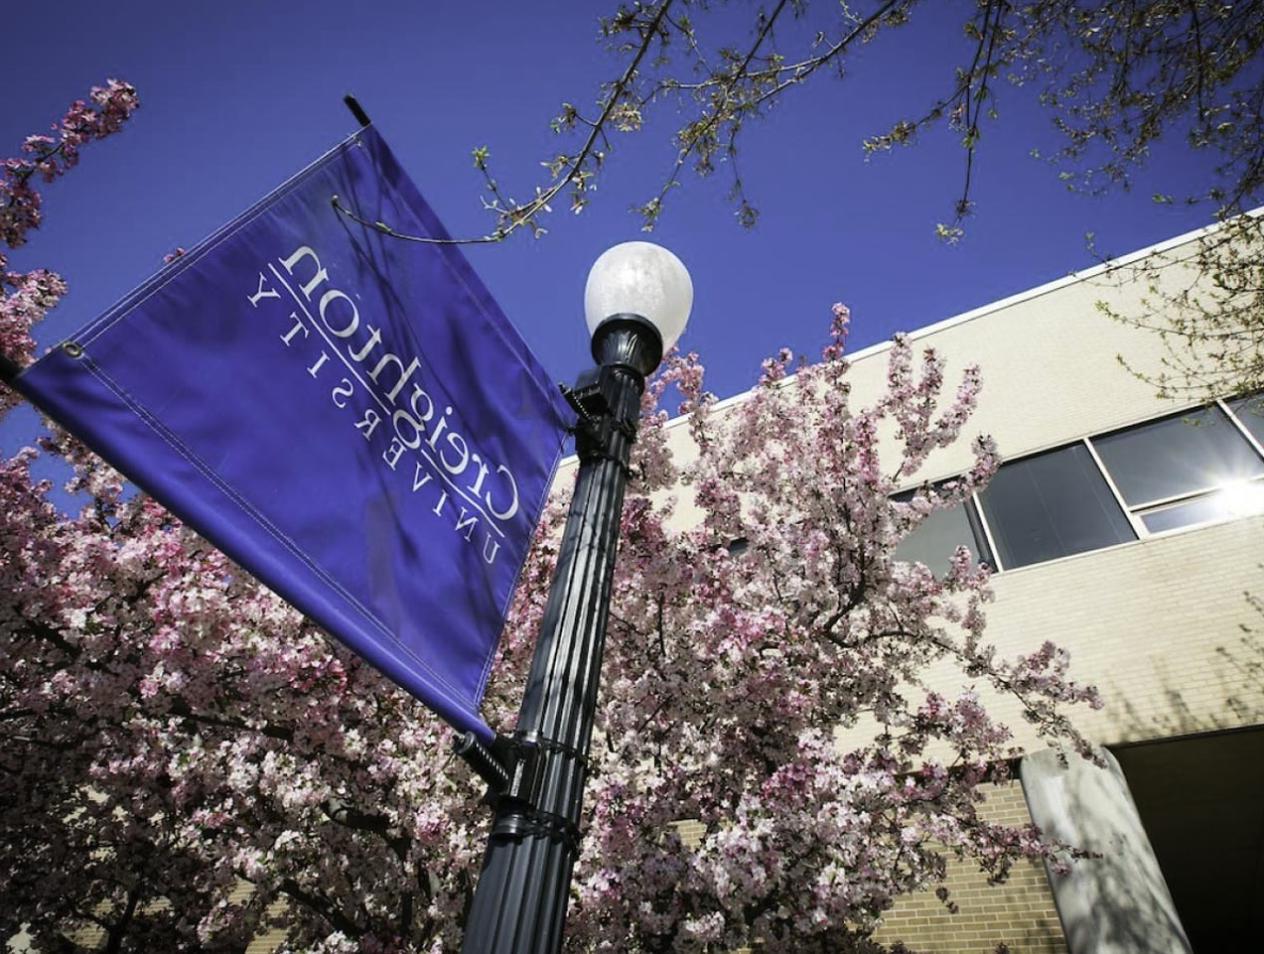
[[343, 95, 372, 128]]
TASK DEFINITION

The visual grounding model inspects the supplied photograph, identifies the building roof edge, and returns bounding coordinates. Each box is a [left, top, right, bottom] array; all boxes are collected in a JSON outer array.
[[551, 209, 1259, 466], [694, 209, 1260, 422]]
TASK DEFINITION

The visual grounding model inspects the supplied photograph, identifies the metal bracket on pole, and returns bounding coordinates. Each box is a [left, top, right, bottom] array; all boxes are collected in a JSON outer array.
[[454, 731, 588, 853], [493, 734, 587, 854], [560, 370, 636, 469], [453, 731, 512, 793]]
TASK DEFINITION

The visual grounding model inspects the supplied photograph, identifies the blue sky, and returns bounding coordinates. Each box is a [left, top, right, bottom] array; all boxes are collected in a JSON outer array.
[[3, 0, 1226, 434]]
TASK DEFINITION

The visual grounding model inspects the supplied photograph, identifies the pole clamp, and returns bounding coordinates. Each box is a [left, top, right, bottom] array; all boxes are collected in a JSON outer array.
[[492, 805, 584, 855], [503, 734, 589, 801], [472, 734, 589, 853], [560, 370, 637, 469]]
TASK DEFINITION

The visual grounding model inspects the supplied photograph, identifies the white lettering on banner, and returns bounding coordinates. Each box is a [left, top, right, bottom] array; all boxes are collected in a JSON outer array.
[[253, 250, 527, 567], [331, 379, 354, 409], [382, 438, 407, 471], [485, 465, 520, 521], [318, 290, 360, 338], [280, 246, 329, 301], [354, 408, 381, 441], [454, 507, 478, 542], [248, 273, 282, 308], [280, 313, 309, 347], [307, 352, 329, 378]]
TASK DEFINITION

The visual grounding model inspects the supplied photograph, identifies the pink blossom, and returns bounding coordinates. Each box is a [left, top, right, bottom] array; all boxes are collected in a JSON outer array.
[[1, 79, 138, 249]]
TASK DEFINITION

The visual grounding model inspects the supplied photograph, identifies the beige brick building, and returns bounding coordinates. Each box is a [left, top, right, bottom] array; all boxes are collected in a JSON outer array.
[[646, 217, 1264, 953]]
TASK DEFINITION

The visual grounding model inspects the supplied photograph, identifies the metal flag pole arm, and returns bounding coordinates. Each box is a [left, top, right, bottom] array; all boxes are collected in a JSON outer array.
[[331, 94, 505, 248], [453, 731, 512, 792]]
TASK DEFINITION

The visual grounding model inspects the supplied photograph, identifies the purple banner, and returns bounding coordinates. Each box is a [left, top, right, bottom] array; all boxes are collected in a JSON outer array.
[[14, 127, 570, 740]]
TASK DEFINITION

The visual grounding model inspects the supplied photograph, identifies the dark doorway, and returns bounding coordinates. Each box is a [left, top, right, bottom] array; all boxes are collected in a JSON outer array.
[[1113, 727, 1264, 951]]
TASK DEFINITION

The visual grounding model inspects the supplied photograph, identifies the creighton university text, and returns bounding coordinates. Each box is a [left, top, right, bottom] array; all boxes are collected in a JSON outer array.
[[247, 245, 519, 567]]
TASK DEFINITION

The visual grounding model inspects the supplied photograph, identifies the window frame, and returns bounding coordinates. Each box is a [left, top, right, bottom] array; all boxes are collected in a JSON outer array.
[[974, 439, 1140, 571], [1086, 398, 1264, 538], [899, 395, 1264, 576], [1224, 395, 1264, 457]]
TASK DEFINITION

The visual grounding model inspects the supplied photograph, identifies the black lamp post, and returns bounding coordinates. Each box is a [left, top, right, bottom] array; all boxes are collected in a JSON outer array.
[[459, 242, 693, 954]]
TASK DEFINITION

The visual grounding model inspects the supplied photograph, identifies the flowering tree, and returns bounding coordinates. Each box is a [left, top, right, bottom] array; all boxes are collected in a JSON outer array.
[[1, 87, 1103, 953], [1096, 212, 1264, 402], [1, 79, 139, 412], [416, 0, 1264, 246], [448, 0, 1264, 405]]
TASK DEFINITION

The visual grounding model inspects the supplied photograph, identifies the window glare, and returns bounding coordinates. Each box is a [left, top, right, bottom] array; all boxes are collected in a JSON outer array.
[[1141, 481, 1264, 533], [1093, 406, 1264, 506]]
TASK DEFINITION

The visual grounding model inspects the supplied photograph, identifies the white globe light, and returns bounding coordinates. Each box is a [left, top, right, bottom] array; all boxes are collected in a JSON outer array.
[[584, 241, 693, 351]]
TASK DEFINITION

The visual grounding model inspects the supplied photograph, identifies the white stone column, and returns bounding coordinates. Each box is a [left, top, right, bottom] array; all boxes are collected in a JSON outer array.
[[1020, 747, 1192, 954]]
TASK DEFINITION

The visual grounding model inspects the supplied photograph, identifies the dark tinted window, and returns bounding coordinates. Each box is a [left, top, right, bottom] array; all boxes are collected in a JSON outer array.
[[979, 444, 1135, 569], [892, 493, 993, 572]]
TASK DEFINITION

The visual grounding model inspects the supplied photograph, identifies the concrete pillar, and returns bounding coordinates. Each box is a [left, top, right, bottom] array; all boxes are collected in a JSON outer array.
[[1020, 747, 1192, 954]]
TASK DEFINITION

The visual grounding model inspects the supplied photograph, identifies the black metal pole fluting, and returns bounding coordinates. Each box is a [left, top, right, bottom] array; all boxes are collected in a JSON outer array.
[[461, 317, 662, 954]]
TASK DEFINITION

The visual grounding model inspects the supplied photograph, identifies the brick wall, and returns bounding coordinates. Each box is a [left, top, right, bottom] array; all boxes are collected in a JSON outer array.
[[873, 783, 1066, 954], [673, 785, 1066, 954]]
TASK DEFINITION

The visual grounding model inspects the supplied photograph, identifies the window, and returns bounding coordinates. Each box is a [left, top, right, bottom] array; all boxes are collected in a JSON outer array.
[[891, 398, 1264, 576], [1091, 405, 1264, 533], [978, 444, 1136, 569], [1138, 490, 1264, 534], [1228, 394, 1264, 448], [892, 489, 994, 573]]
